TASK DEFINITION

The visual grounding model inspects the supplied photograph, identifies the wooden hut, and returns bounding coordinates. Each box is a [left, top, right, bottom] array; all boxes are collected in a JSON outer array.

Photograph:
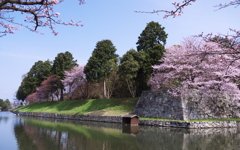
[[122, 115, 139, 125]]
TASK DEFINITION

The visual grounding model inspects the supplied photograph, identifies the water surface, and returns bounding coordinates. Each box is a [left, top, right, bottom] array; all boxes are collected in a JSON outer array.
[[1, 111, 240, 150]]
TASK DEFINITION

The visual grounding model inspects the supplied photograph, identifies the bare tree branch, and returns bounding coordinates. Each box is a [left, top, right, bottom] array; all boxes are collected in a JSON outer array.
[[0, 0, 85, 36]]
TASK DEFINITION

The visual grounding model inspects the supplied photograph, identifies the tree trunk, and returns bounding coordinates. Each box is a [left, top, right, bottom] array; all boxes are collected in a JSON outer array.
[[126, 79, 136, 97], [51, 94, 54, 101], [103, 79, 107, 99], [86, 81, 89, 99], [60, 88, 64, 101]]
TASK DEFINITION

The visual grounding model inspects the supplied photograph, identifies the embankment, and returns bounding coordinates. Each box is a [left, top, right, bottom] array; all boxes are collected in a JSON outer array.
[[13, 96, 240, 128], [12, 111, 240, 129]]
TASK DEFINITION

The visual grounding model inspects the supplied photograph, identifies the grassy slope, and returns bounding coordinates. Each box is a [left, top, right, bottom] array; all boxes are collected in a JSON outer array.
[[14, 98, 139, 116], [14, 97, 240, 122]]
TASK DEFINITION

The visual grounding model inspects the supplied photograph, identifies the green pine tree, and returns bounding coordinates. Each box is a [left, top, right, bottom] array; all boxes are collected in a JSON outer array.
[[118, 49, 144, 97], [51, 51, 77, 101], [16, 60, 52, 100], [136, 21, 168, 96], [84, 40, 118, 99]]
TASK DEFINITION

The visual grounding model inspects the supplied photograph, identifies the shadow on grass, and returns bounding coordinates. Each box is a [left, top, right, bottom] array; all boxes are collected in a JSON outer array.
[[14, 98, 139, 115], [55, 100, 88, 112], [15, 100, 88, 113], [15, 101, 58, 112], [84, 98, 139, 113]]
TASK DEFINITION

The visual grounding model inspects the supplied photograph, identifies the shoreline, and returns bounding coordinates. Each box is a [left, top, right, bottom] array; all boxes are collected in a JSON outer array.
[[12, 111, 240, 129]]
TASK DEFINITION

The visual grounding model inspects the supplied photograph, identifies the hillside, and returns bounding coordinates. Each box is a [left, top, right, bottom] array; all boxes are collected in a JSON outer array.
[[14, 98, 139, 116]]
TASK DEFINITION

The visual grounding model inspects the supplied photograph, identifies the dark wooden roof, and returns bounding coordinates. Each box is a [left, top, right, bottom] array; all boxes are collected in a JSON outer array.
[[122, 114, 139, 118]]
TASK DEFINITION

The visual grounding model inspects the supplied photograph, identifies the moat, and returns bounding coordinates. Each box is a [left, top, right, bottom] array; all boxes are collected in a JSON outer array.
[[1, 111, 240, 150]]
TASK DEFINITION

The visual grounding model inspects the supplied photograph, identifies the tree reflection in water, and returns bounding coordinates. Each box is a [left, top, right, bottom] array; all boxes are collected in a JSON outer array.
[[0, 116, 9, 123], [14, 116, 240, 150]]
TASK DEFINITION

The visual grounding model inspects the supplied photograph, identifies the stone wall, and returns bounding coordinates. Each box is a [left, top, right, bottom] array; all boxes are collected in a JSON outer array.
[[184, 90, 240, 120], [139, 120, 240, 128], [13, 111, 240, 128], [134, 90, 186, 120], [15, 111, 122, 123], [134, 90, 240, 120]]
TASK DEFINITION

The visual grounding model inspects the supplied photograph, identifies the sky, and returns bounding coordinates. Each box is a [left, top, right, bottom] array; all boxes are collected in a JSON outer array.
[[0, 0, 239, 102]]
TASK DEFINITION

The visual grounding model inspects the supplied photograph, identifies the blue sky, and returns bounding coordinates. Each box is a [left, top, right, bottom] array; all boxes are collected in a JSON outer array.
[[0, 0, 239, 102]]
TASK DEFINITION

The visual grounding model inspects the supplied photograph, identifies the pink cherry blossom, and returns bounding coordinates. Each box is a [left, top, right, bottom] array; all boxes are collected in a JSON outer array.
[[62, 66, 86, 99], [149, 37, 240, 106], [0, 0, 85, 36]]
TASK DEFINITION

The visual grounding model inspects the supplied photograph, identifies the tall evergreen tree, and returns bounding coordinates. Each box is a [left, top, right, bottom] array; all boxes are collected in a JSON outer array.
[[136, 21, 167, 51], [118, 49, 144, 97], [135, 21, 168, 96], [16, 60, 52, 100], [16, 77, 32, 101], [84, 40, 118, 99], [51, 51, 77, 101]]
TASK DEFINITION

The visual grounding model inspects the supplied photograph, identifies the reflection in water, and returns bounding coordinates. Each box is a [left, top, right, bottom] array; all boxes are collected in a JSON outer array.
[[14, 117, 137, 150], [0, 116, 9, 123], [0, 112, 18, 150], [122, 125, 139, 134], [1, 112, 240, 150], [14, 116, 240, 150], [136, 127, 240, 150]]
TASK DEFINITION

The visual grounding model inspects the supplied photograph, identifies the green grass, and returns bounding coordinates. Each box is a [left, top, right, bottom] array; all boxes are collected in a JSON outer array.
[[14, 98, 139, 116], [14, 98, 240, 122], [140, 118, 185, 122]]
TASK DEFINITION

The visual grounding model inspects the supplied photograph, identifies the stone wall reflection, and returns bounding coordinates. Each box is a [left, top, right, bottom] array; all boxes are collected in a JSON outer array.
[[136, 126, 240, 150], [183, 128, 240, 150]]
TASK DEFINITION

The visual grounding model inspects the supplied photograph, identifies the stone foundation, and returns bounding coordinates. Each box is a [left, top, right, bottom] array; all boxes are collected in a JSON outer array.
[[134, 90, 240, 120], [134, 90, 184, 120], [14, 111, 122, 123], [139, 120, 240, 128], [13, 111, 240, 128]]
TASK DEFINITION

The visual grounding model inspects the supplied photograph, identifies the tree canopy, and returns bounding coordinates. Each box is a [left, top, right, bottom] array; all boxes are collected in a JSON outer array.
[[84, 40, 118, 98], [0, 98, 10, 111], [26, 75, 60, 103], [16, 60, 52, 100], [52, 51, 77, 79], [135, 21, 167, 95], [62, 66, 86, 99], [118, 49, 144, 97], [17, 51, 77, 102], [52, 51, 78, 101], [136, 1, 240, 61], [136, 21, 167, 51], [149, 38, 240, 106]]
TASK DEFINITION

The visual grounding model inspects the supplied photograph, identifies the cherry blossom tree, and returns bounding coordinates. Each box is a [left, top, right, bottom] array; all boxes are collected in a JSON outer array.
[[136, 0, 240, 62], [25, 93, 38, 104], [0, 0, 86, 36], [149, 38, 240, 106], [62, 66, 86, 99], [25, 75, 60, 103], [36, 75, 60, 101]]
